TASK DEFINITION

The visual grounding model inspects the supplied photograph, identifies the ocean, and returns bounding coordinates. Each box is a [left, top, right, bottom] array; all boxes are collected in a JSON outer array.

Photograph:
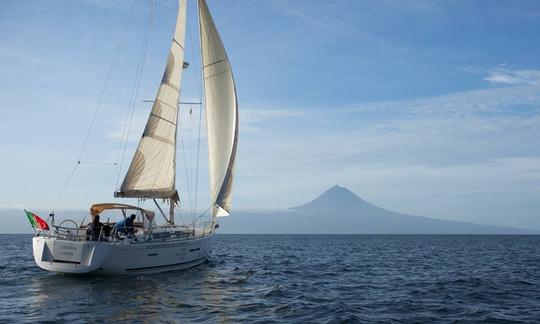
[[1, 234, 539, 323]]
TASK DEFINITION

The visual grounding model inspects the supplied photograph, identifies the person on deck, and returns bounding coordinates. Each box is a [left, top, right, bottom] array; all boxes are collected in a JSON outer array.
[[115, 214, 136, 238], [89, 214, 104, 241]]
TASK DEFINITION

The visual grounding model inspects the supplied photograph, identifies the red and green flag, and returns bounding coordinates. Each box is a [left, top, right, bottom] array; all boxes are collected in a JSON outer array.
[[24, 210, 50, 231]]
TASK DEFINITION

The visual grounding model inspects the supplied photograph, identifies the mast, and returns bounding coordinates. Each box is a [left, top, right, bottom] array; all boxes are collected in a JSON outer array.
[[115, 0, 188, 211], [198, 0, 239, 220]]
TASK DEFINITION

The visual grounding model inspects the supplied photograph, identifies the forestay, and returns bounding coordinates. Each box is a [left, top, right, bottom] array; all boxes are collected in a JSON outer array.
[[198, 0, 239, 217], [116, 0, 187, 201]]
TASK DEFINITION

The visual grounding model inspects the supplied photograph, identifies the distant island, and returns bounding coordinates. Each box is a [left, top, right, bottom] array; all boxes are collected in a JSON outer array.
[[219, 186, 537, 234], [1, 185, 537, 234]]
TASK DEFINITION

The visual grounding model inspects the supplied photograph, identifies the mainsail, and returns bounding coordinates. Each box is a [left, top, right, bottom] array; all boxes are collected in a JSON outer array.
[[116, 0, 187, 201], [198, 0, 239, 217]]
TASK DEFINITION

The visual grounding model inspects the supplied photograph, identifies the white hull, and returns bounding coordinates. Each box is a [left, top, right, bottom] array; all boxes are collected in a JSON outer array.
[[32, 234, 212, 275]]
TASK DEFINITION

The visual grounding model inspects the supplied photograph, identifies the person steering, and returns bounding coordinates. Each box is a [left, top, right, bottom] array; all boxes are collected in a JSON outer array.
[[114, 214, 136, 238]]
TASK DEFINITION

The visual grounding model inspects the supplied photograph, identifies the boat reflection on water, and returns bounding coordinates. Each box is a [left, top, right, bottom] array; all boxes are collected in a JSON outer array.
[[26, 259, 235, 322]]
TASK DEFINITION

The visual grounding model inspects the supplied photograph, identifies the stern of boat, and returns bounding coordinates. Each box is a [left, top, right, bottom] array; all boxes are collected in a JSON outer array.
[[32, 236, 111, 274]]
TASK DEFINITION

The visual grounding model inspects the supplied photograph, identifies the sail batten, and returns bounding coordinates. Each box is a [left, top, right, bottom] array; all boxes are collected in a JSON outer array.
[[116, 0, 187, 200], [198, 0, 239, 218]]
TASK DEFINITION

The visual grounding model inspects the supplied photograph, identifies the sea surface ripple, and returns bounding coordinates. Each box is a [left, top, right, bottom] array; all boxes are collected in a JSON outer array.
[[1, 234, 540, 323]]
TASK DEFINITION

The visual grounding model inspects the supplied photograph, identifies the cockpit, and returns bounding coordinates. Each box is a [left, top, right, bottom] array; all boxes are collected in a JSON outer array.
[[86, 203, 155, 241]]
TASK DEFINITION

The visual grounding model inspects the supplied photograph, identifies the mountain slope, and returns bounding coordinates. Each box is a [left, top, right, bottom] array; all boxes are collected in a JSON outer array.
[[220, 186, 538, 234]]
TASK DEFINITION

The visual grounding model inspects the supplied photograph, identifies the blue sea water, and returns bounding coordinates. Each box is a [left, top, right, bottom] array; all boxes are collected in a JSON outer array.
[[1, 234, 540, 323]]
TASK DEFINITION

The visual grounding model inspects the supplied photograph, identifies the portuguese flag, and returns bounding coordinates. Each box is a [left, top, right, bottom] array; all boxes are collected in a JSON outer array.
[[24, 210, 50, 231]]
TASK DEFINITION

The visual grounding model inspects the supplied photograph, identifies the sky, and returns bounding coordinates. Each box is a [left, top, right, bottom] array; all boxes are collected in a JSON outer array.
[[0, 0, 539, 230]]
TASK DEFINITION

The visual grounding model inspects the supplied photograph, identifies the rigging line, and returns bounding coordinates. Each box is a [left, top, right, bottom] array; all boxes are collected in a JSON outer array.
[[116, 0, 158, 189], [187, 2, 205, 218], [191, 203, 212, 226], [116, 0, 157, 187], [50, 1, 135, 210], [188, 105, 194, 217], [177, 209, 187, 226], [153, 199, 170, 223], [173, 197, 187, 226], [186, 10, 196, 219], [178, 108, 194, 215], [51, 161, 80, 211], [194, 101, 203, 216], [78, 0, 136, 162]]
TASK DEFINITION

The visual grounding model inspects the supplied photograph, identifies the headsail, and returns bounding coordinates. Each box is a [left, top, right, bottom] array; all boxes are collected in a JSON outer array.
[[198, 0, 239, 217], [116, 0, 187, 201]]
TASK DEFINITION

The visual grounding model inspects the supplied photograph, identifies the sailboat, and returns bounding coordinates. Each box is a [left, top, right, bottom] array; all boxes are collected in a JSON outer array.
[[31, 0, 238, 274]]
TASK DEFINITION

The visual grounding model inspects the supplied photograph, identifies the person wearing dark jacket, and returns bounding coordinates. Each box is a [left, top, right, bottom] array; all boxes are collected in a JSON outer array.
[[89, 214, 104, 241]]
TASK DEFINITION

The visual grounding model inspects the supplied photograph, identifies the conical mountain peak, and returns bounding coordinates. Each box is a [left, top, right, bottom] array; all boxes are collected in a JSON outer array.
[[291, 185, 379, 212]]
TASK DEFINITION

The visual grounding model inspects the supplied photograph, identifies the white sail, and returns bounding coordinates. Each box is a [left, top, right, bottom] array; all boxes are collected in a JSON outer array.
[[116, 0, 187, 200], [198, 0, 239, 217]]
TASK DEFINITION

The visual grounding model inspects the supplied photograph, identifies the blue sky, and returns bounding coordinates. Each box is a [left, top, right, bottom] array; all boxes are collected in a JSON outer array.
[[1, 0, 539, 229]]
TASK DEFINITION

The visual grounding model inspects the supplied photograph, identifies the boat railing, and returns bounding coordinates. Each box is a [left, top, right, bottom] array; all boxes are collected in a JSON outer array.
[[42, 221, 213, 243], [47, 224, 87, 242]]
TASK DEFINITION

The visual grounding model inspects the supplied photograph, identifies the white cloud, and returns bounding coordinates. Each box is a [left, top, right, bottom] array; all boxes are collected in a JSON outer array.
[[242, 108, 303, 123], [484, 68, 540, 85], [351, 82, 540, 116], [241, 108, 303, 132]]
